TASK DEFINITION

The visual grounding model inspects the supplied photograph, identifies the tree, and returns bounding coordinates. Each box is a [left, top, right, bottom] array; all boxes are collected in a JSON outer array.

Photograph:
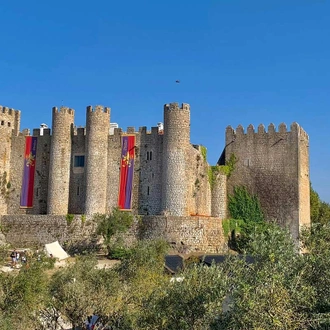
[[0, 260, 51, 330], [213, 224, 316, 330], [310, 184, 330, 225], [138, 264, 228, 330], [49, 255, 122, 329], [95, 208, 134, 254], [301, 223, 330, 327], [228, 186, 264, 224], [227, 186, 265, 252]]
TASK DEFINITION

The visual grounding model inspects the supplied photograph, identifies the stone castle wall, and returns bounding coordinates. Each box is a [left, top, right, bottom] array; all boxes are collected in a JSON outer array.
[[0, 106, 21, 215], [140, 216, 226, 253], [69, 127, 86, 214], [0, 101, 310, 250], [47, 107, 74, 215], [1, 214, 95, 247], [298, 128, 310, 230], [1, 214, 226, 254], [85, 106, 110, 215], [137, 126, 163, 215], [162, 103, 190, 216], [224, 122, 309, 240]]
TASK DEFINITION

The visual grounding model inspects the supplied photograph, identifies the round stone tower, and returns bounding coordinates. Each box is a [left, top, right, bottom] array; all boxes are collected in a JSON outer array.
[[85, 105, 110, 215], [161, 102, 190, 216], [211, 172, 227, 218], [0, 106, 20, 215], [47, 107, 74, 215]]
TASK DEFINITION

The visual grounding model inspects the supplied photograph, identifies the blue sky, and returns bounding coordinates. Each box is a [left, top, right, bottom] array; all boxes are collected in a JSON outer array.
[[1, 0, 329, 202]]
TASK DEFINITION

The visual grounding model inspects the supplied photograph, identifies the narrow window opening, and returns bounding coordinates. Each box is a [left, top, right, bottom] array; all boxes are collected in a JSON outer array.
[[0, 121, 4, 126], [36, 188, 39, 197], [77, 186, 80, 196], [146, 151, 149, 161], [74, 155, 85, 167], [147, 186, 150, 195], [8, 122, 11, 127], [150, 151, 152, 160]]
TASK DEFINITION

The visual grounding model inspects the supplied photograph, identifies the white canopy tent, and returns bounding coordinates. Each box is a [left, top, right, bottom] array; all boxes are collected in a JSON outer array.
[[44, 241, 69, 261]]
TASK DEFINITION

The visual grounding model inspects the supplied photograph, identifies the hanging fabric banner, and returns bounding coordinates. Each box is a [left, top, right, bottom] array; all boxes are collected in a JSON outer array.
[[20, 136, 38, 208], [118, 135, 135, 210]]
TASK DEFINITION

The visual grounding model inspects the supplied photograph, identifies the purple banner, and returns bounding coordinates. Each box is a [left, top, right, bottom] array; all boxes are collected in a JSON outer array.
[[20, 136, 37, 208], [118, 135, 135, 210]]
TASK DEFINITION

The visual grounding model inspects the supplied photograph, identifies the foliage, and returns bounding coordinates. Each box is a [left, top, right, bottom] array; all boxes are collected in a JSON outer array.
[[49, 255, 122, 329], [311, 184, 321, 223], [9, 225, 330, 329], [0, 171, 14, 200], [208, 154, 237, 188], [301, 224, 330, 322], [213, 225, 316, 330], [0, 260, 50, 329], [222, 218, 244, 237], [138, 264, 228, 330], [227, 186, 265, 252], [200, 145, 207, 161], [310, 184, 330, 225], [119, 239, 169, 280], [228, 186, 264, 223], [81, 213, 86, 224], [65, 213, 74, 226], [96, 208, 134, 248], [108, 244, 132, 260]]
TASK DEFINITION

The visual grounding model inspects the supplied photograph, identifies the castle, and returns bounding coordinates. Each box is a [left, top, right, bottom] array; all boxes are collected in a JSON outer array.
[[0, 102, 310, 248]]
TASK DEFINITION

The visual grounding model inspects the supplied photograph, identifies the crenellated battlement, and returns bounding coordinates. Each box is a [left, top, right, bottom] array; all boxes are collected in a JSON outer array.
[[138, 126, 162, 137], [164, 102, 190, 112], [112, 127, 123, 137], [72, 126, 86, 136], [0, 106, 21, 117], [226, 122, 309, 141], [32, 128, 51, 136], [52, 106, 74, 116], [86, 105, 110, 114]]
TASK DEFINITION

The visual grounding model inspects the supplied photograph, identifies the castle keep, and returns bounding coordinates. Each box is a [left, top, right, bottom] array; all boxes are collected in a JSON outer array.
[[0, 102, 310, 248]]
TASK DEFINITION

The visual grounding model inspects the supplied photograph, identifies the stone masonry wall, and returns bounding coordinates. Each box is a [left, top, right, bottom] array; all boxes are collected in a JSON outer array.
[[69, 127, 86, 214], [0, 106, 20, 215], [138, 127, 163, 215], [186, 145, 212, 216], [1, 214, 96, 247], [1, 214, 227, 254], [140, 216, 226, 253], [298, 128, 310, 230], [85, 106, 110, 215], [7, 129, 52, 215], [106, 128, 122, 212], [225, 123, 308, 241], [162, 103, 190, 216], [47, 107, 74, 215], [211, 173, 227, 218]]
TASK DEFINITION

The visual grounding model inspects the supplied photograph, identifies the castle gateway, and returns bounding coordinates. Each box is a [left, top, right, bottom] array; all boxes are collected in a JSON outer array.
[[0, 102, 310, 245]]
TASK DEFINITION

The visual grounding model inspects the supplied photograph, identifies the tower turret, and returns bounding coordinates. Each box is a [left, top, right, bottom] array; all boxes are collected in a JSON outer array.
[[161, 102, 190, 216], [85, 105, 110, 215], [0, 106, 21, 215], [47, 107, 74, 215]]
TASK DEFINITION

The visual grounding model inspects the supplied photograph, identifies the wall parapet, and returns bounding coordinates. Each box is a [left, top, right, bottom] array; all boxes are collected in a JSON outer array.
[[52, 106, 74, 116], [226, 122, 309, 141], [86, 105, 110, 114], [0, 106, 21, 117], [164, 102, 190, 112]]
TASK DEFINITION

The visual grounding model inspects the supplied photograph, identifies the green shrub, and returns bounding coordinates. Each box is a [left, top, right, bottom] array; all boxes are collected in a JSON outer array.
[[66, 214, 74, 226], [109, 246, 132, 260]]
